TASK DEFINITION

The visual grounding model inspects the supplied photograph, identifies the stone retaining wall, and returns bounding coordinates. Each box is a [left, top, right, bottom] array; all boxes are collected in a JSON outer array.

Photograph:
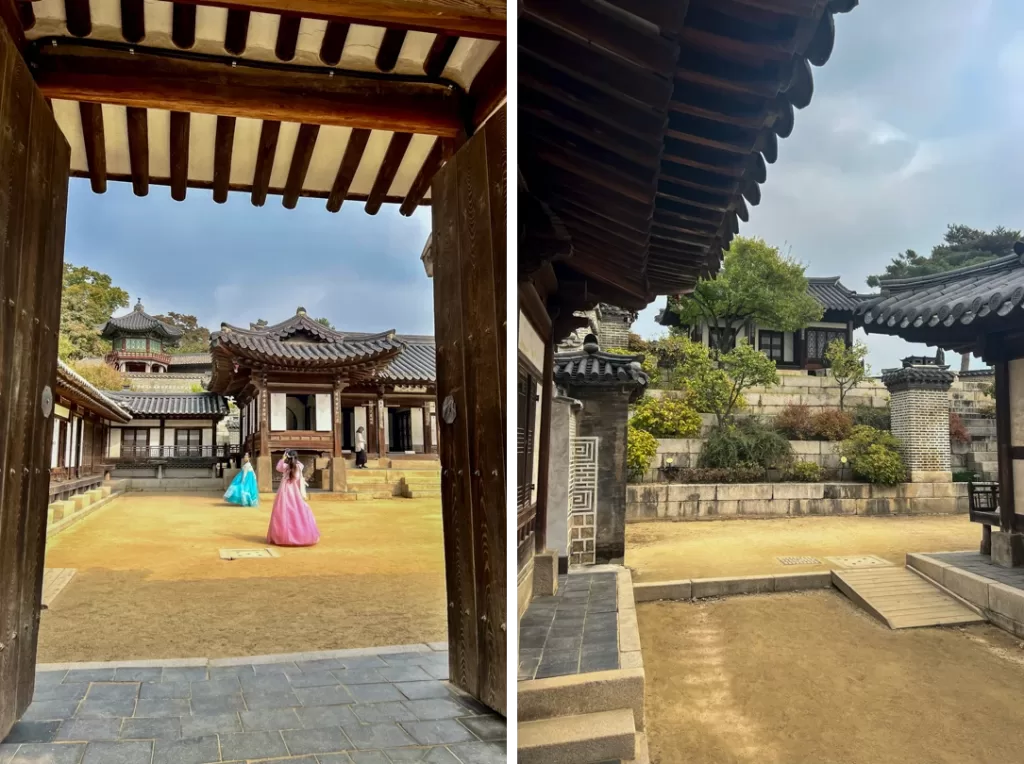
[[627, 481, 968, 522], [642, 437, 843, 482]]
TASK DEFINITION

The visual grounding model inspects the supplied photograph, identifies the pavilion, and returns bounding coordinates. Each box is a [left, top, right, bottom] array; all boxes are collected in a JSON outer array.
[[856, 244, 1024, 566], [99, 299, 183, 373]]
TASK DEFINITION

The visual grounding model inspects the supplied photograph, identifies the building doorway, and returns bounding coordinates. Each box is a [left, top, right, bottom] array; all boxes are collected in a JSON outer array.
[[389, 408, 414, 452]]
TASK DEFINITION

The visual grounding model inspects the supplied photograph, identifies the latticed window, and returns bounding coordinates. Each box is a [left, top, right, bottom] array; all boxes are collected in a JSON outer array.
[[175, 429, 202, 456], [517, 367, 538, 511], [121, 428, 149, 458], [758, 330, 784, 362], [806, 329, 846, 362], [125, 337, 147, 351]]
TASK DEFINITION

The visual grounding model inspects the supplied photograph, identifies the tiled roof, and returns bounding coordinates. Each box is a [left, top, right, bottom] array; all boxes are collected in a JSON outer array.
[[807, 277, 870, 312], [55, 360, 132, 423], [108, 392, 230, 417], [554, 340, 648, 401], [379, 336, 436, 383], [100, 300, 183, 340], [855, 247, 1024, 340], [881, 366, 956, 393]]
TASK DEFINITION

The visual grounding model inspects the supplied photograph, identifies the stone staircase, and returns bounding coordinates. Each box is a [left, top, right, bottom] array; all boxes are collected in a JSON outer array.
[[342, 459, 441, 499]]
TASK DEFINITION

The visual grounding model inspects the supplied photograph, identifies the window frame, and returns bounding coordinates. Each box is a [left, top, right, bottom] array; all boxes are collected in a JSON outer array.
[[758, 330, 785, 363]]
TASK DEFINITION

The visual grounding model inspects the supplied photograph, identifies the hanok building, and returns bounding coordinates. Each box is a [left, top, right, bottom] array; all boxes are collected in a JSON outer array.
[[206, 308, 437, 491], [657, 276, 868, 371], [100, 299, 184, 373]]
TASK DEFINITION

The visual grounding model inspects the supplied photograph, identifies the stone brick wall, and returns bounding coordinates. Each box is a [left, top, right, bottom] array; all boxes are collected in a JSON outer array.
[[627, 481, 968, 521], [595, 305, 634, 351], [890, 388, 952, 472], [638, 437, 844, 482]]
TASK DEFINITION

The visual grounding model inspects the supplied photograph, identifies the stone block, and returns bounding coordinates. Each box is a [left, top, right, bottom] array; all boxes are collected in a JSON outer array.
[[716, 483, 772, 501], [518, 668, 646, 731], [930, 483, 959, 498], [773, 571, 833, 592], [533, 551, 558, 598], [71, 494, 88, 512], [662, 501, 700, 520], [667, 484, 716, 502], [699, 500, 738, 518], [801, 393, 833, 407], [909, 498, 957, 515], [897, 483, 932, 498], [790, 441, 821, 456], [992, 533, 1024, 568], [905, 553, 949, 583], [828, 498, 863, 515], [988, 582, 1024, 625], [908, 470, 953, 483], [956, 496, 970, 513], [788, 499, 826, 516], [47, 502, 66, 523], [940, 567, 990, 609], [824, 484, 871, 499], [634, 580, 692, 603], [773, 483, 824, 500], [691, 576, 774, 598], [100, 486, 112, 498], [656, 438, 690, 453]]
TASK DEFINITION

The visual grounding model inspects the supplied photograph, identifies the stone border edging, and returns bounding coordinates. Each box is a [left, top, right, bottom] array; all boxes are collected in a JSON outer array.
[[634, 571, 834, 603], [46, 490, 124, 540], [37, 641, 446, 672]]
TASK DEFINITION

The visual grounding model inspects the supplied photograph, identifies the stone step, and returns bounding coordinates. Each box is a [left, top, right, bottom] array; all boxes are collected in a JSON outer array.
[[518, 710, 636, 764], [404, 488, 441, 498]]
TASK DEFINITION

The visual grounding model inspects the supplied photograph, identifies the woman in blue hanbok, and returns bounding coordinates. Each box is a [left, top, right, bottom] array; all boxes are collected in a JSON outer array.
[[224, 453, 259, 506]]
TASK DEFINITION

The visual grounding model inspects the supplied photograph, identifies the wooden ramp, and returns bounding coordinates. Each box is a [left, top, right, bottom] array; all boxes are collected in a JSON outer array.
[[41, 568, 76, 608], [832, 567, 985, 629]]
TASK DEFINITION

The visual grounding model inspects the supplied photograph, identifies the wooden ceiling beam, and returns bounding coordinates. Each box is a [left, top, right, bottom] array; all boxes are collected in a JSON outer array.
[[169, 110, 190, 201], [31, 43, 467, 137], [213, 115, 236, 203], [375, 28, 406, 72], [282, 122, 319, 209], [172, 0, 506, 39], [250, 119, 280, 206], [326, 127, 370, 212], [470, 40, 505, 130], [365, 131, 412, 214], [399, 138, 442, 216], [120, 0, 145, 44], [172, 3, 197, 49], [125, 105, 149, 196], [275, 14, 301, 61], [79, 101, 106, 193], [319, 21, 349, 65], [423, 33, 457, 77], [64, 0, 91, 37], [224, 9, 251, 55]]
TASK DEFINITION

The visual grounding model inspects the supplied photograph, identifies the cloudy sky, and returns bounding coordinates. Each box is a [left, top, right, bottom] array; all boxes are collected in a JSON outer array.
[[632, 0, 1019, 372], [65, 180, 433, 334]]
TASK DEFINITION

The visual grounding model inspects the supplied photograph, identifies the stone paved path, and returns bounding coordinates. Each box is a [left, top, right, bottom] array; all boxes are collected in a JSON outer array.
[[0, 646, 505, 764]]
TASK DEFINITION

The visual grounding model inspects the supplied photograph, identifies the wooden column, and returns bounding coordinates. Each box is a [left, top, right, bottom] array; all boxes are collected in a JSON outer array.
[[430, 105, 505, 716], [330, 379, 346, 491], [535, 330, 554, 553], [995, 360, 1017, 531], [0, 18, 72, 739], [366, 402, 378, 457], [422, 404, 432, 454], [376, 390, 387, 460], [255, 375, 272, 488]]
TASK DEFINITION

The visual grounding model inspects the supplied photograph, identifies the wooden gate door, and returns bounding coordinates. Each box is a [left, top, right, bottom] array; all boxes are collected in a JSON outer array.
[[0, 22, 72, 740], [431, 105, 506, 716]]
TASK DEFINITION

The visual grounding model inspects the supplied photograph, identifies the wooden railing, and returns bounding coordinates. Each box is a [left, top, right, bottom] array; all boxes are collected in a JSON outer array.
[[117, 445, 238, 461]]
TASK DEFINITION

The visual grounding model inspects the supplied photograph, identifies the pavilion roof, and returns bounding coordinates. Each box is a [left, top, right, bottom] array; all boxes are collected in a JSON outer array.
[[854, 244, 1024, 360], [55, 359, 132, 423], [99, 300, 183, 339], [109, 391, 230, 417], [554, 339, 649, 402], [15, 0, 505, 215], [519, 0, 859, 316]]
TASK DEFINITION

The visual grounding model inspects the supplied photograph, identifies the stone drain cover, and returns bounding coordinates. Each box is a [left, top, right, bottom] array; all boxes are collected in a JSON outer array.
[[777, 556, 820, 566], [825, 555, 892, 569], [219, 548, 280, 560]]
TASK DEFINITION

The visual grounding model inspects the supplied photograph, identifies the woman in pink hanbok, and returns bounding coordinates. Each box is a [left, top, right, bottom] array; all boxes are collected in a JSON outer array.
[[267, 450, 320, 547]]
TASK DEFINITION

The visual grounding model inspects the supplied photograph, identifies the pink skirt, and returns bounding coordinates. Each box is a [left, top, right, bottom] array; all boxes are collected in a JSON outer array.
[[267, 479, 320, 547]]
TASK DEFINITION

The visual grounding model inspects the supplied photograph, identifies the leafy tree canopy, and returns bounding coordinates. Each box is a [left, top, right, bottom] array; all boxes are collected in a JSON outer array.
[[71, 361, 126, 391], [315, 317, 335, 329], [667, 237, 822, 350], [60, 263, 130, 361], [152, 312, 211, 354], [866, 224, 1020, 287]]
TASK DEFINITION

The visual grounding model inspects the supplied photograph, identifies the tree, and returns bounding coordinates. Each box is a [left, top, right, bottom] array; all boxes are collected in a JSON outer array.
[[71, 361, 126, 391], [677, 336, 778, 426], [867, 225, 1021, 372], [315, 317, 335, 330], [152, 312, 211, 354], [60, 263, 130, 360], [667, 237, 823, 353], [825, 338, 869, 410]]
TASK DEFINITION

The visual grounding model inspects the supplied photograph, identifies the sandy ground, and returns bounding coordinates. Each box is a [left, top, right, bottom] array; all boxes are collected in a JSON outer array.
[[639, 592, 1024, 764], [626, 515, 980, 582], [39, 494, 447, 662]]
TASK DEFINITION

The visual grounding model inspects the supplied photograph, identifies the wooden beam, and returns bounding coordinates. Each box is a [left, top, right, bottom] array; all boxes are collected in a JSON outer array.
[[365, 131, 412, 214], [376, 28, 406, 72], [326, 127, 370, 212], [275, 14, 301, 61], [169, 110, 190, 201], [79, 102, 106, 193], [32, 44, 466, 137], [995, 360, 1016, 531], [423, 32, 457, 77], [125, 106, 149, 196], [470, 40, 505, 130], [250, 119, 280, 206], [64, 0, 91, 38], [169, 0, 506, 39], [282, 122, 319, 209], [319, 21, 349, 65], [399, 138, 442, 216], [213, 115, 236, 203], [172, 4, 197, 49], [224, 9, 251, 56], [120, 0, 145, 44]]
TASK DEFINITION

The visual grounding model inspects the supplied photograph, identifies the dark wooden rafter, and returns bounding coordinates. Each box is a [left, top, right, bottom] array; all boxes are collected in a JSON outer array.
[[423, 32, 457, 77], [326, 126, 370, 212], [172, 3, 197, 49], [125, 106, 149, 196], [250, 119, 280, 206], [399, 138, 442, 215], [319, 20, 350, 65], [120, 0, 145, 44], [169, 110, 190, 202], [364, 131, 412, 214], [213, 115, 236, 203], [78, 101, 106, 193], [224, 9, 251, 56], [32, 44, 466, 137], [275, 14, 302, 61], [282, 122, 319, 209], [375, 28, 407, 72], [470, 40, 505, 130], [64, 0, 91, 37]]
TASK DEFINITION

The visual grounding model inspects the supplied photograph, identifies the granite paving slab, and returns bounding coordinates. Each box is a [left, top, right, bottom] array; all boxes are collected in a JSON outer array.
[[931, 551, 1024, 590], [4, 648, 504, 762]]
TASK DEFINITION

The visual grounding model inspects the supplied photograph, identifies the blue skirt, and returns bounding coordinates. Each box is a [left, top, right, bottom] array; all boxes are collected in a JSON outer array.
[[225, 469, 260, 507]]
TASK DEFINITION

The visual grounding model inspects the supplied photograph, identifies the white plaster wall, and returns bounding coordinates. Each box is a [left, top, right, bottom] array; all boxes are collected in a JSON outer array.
[[129, 419, 161, 427], [109, 427, 121, 458], [149, 428, 162, 450], [411, 408, 424, 447], [355, 406, 367, 435], [202, 428, 214, 447], [518, 310, 546, 372], [51, 421, 60, 468]]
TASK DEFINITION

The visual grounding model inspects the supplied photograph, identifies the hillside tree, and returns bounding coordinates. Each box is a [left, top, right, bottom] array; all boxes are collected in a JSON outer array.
[[152, 312, 211, 354], [60, 263, 130, 360]]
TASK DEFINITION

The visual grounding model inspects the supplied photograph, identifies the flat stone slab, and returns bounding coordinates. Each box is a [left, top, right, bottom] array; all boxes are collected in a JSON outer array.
[[832, 566, 986, 629], [6, 647, 505, 762]]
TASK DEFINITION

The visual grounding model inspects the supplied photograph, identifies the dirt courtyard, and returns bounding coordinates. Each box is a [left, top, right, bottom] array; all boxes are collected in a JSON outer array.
[[639, 592, 1024, 764], [40, 493, 447, 662], [626, 515, 980, 582]]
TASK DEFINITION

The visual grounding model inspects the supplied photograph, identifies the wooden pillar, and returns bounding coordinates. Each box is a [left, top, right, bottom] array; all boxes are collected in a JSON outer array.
[[995, 360, 1016, 532], [535, 330, 554, 553], [330, 379, 346, 491], [376, 390, 387, 460], [422, 404, 432, 454], [366, 402, 378, 457], [255, 375, 272, 488], [430, 105, 505, 715]]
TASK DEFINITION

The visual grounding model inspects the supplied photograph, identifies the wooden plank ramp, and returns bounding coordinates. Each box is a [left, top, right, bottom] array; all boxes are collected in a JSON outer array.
[[41, 568, 76, 608], [832, 567, 985, 629]]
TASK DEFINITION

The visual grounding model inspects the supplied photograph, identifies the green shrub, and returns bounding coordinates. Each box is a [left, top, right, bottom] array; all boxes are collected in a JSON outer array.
[[630, 395, 702, 438], [699, 420, 793, 470], [774, 404, 815, 440], [678, 466, 765, 484], [788, 460, 823, 482], [840, 425, 905, 484], [811, 409, 853, 441], [851, 403, 890, 431], [627, 426, 658, 482], [949, 412, 971, 444]]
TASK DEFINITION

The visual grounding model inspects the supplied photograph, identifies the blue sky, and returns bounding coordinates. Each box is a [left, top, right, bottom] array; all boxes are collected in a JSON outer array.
[[633, 0, 1023, 371], [65, 181, 433, 334]]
